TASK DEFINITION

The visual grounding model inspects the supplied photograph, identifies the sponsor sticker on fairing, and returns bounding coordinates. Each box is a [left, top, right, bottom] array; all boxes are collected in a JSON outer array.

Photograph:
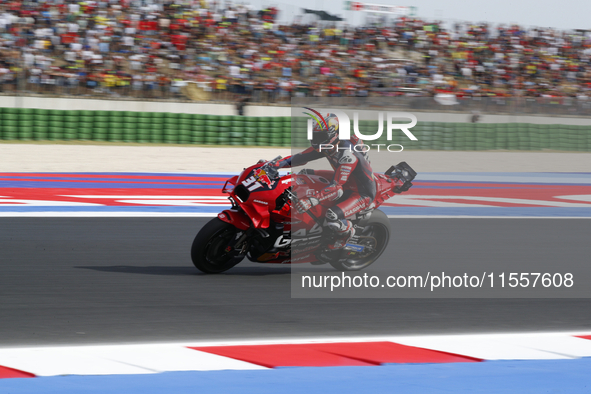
[[254, 168, 274, 187]]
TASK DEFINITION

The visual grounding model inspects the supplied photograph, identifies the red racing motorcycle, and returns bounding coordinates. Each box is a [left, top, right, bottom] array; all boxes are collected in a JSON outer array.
[[191, 156, 416, 273]]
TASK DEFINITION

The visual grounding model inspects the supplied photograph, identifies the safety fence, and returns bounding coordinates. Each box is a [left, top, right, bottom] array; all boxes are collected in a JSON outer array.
[[0, 108, 289, 146], [0, 107, 590, 151]]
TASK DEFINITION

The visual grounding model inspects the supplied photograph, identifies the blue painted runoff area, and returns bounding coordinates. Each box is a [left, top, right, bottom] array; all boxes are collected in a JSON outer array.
[[1, 359, 590, 394], [417, 172, 591, 185]]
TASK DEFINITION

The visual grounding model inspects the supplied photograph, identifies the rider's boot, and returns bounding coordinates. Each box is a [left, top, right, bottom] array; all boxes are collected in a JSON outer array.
[[326, 219, 355, 250]]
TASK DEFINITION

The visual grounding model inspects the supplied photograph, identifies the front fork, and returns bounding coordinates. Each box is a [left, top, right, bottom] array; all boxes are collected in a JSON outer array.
[[217, 208, 251, 257], [227, 229, 250, 255]]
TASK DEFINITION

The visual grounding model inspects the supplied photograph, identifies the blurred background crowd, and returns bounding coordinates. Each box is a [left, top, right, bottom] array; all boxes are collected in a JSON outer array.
[[1, 0, 591, 104]]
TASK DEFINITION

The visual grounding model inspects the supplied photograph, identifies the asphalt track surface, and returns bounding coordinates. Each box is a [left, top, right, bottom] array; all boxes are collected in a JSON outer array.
[[1, 217, 591, 347]]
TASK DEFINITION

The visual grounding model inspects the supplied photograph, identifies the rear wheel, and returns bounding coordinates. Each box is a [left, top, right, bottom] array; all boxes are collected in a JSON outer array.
[[329, 210, 391, 271], [191, 218, 246, 274]]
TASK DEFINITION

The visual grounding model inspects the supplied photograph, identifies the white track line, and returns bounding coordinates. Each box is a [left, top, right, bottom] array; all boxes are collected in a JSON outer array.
[[0, 345, 266, 376], [0, 213, 590, 219], [0, 212, 220, 217]]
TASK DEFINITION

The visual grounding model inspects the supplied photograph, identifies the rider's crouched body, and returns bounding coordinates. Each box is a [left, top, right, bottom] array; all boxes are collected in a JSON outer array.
[[276, 113, 376, 250]]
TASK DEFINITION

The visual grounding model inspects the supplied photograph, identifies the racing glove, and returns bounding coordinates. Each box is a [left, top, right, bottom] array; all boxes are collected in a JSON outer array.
[[296, 196, 320, 214]]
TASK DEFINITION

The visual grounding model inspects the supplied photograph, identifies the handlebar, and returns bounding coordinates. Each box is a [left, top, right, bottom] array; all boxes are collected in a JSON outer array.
[[267, 156, 283, 166]]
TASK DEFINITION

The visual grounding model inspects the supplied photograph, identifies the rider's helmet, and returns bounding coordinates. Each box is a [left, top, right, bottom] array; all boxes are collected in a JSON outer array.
[[311, 113, 339, 151]]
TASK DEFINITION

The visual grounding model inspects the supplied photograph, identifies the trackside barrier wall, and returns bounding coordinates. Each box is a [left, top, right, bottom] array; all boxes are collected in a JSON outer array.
[[0, 107, 590, 151]]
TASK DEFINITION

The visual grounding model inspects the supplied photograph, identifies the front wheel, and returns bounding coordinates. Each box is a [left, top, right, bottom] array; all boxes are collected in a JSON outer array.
[[191, 218, 246, 274], [329, 209, 391, 271]]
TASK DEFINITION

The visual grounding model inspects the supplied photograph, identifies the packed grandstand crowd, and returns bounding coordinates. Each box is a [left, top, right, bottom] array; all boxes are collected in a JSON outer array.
[[1, 0, 591, 103]]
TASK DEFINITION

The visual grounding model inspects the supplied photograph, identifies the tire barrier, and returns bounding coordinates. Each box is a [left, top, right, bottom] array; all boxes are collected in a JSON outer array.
[[0, 107, 589, 151]]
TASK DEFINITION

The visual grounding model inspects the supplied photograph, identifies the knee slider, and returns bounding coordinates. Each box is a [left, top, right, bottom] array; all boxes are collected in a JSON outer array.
[[325, 208, 339, 222]]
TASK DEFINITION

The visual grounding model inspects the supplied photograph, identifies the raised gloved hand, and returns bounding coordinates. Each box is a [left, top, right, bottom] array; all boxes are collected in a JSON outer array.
[[296, 196, 319, 214], [260, 163, 279, 180]]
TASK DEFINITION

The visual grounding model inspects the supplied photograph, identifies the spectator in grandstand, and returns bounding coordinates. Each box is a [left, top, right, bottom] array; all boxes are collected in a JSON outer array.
[[1, 0, 591, 105]]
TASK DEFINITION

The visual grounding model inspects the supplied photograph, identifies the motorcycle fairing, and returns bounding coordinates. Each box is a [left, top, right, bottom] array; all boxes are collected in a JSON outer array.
[[217, 209, 251, 230], [230, 164, 293, 229], [222, 176, 239, 193]]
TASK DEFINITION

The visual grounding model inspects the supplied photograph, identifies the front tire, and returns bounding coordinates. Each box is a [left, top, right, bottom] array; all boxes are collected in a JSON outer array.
[[191, 218, 246, 274]]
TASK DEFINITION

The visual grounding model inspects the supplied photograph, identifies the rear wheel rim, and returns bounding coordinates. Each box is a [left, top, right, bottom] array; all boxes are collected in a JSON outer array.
[[342, 223, 388, 270]]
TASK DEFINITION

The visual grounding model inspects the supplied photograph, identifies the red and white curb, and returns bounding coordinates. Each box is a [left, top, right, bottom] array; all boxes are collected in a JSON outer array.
[[1, 332, 591, 378]]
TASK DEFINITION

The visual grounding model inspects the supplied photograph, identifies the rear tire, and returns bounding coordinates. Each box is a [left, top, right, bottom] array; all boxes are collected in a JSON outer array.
[[329, 209, 391, 271], [191, 218, 246, 274]]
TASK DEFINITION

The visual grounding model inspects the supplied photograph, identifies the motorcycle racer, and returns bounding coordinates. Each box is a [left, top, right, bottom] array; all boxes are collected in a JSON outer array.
[[275, 113, 377, 250]]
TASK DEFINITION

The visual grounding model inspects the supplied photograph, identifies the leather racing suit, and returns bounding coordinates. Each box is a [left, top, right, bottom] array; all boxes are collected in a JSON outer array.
[[277, 134, 376, 249]]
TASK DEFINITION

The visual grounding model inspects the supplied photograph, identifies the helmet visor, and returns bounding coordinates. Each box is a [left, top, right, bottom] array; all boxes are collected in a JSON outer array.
[[311, 129, 330, 150]]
